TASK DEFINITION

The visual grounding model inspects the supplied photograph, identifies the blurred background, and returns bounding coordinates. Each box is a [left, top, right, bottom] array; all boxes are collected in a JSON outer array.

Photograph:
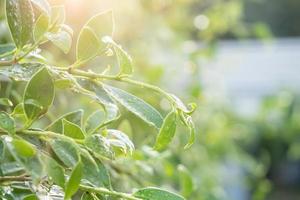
[[1, 0, 300, 199]]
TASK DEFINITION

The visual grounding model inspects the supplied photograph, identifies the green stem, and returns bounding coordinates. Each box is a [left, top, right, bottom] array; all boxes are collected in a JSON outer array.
[[55, 67, 174, 104], [0, 174, 30, 183], [16, 43, 40, 62], [79, 185, 141, 200], [20, 130, 84, 144]]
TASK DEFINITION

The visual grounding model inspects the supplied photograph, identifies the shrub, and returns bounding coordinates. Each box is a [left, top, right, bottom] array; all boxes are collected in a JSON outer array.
[[0, 0, 195, 199]]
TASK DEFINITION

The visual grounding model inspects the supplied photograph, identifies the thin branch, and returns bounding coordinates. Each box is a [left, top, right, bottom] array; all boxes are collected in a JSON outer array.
[[0, 174, 31, 183], [79, 184, 141, 200], [55, 67, 175, 104], [0, 59, 14, 67]]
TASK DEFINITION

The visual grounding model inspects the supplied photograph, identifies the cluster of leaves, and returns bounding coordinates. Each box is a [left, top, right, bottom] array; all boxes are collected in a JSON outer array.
[[0, 0, 196, 199]]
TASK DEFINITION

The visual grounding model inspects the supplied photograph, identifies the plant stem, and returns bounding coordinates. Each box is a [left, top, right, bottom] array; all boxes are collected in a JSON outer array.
[[0, 174, 30, 183], [79, 185, 142, 200], [0, 59, 14, 67], [20, 130, 84, 144], [55, 67, 175, 104]]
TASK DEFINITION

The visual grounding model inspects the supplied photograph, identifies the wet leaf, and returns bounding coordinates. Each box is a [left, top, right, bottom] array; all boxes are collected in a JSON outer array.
[[103, 85, 163, 128]]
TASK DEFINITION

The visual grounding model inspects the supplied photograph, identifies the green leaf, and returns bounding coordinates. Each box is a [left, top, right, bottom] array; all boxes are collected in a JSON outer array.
[[6, 0, 34, 48], [0, 98, 13, 107], [11, 138, 36, 157], [63, 119, 85, 139], [23, 67, 55, 121], [106, 129, 134, 154], [182, 115, 195, 149], [94, 159, 111, 189], [80, 149, 110, 188], [178, 165, 193, 198], [46, 30, 72, 53], [171, 94, 196, 114], [84, 110, 106, 135], [5, 137, 44, 180], [50, 5, 65, 31], [154, 111, 177, 151], [31, 0, 51, 16], [91, 83, 119, 122], [0, 139, 4, 160], [0, 43, 15, 58], [103, 85, 163, 128], [0, 161, 23, 175], [65, 161, 83, 200], [103, 36, 133, 75], [33, 13, 49, 41], [43, 155, 65, 188], [50, 138, 79, 167], [23, 194, 38, 200], [0, 111, 15, 134], [0, 63, 42, 81], [76, 26, 101, 63], [85, 134, 114, 160], [85, 10, 114, 48], [118, 120, 132, 138], [81, 192, 96, 200], [133, 187, 185, 200], [46, 109, 83, 133], [54, 78, 74, 89]]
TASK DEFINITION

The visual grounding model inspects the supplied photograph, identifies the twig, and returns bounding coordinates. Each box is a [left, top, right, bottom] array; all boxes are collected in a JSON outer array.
[[0, 174, 31, 183]]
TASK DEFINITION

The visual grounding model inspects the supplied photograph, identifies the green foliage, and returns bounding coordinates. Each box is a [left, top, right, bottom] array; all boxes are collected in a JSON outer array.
[[6, 0, 34, 48], [0, 0, 195, 199]]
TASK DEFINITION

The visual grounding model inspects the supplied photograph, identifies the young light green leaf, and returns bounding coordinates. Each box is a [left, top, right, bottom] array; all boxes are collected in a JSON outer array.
[[23, 67, 55, 121], [154, 110, 177, 151], [0, 111, 15, 134], [84, 110, 106, 135], [103, 85, 163, 128], [133, 187, 185, 200], [23, 194, 38, 200], [50, 138, 79, 167], [31, 0, 51, 16], [46, 30, 72, 53], [0, 98, 13, 107], [103, 36, 133, 75], [184, 116, 195, 149], [43, 155, 65, 188], [85, 134, 114, 160], [54, 78, 74, 89], [6, 0, 34, 48], [178, 165, 193, 198], [171, 95, 197, 115], [76, 26, 101, 63], [63, 119, 85, 139], [65, 161, 83, 200], [50, 5, 65, 32], [85, 10, 114, 47], [11, 138, 36, 157], [106, 129, 134, 154], [34, 13, 49, 41], [46, 109, 83, 133]]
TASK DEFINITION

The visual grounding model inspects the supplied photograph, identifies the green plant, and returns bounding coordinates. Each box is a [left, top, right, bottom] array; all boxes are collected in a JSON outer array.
[[0, 0, 196, 199]]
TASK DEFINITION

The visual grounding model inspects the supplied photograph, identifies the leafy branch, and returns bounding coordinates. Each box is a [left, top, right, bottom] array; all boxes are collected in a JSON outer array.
[[0, 0, 196, 199]]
